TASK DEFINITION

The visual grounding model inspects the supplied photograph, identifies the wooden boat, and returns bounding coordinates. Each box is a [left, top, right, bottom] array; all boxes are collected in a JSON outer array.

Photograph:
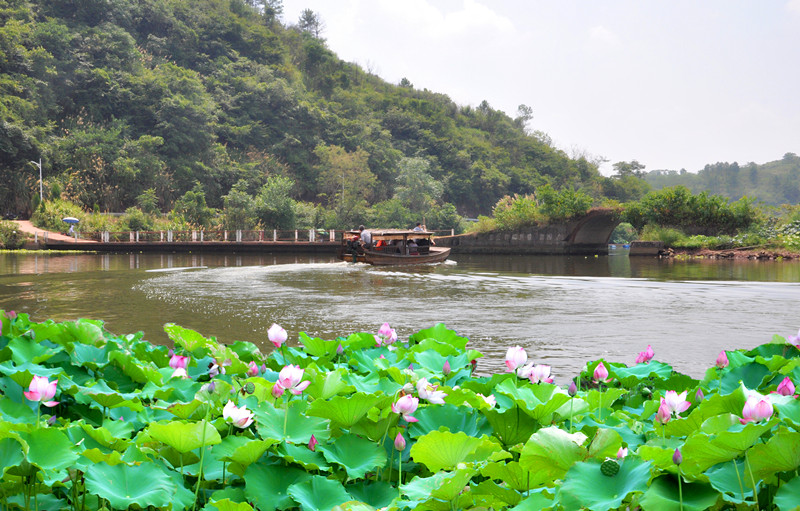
[[338, 229, 451, 266]]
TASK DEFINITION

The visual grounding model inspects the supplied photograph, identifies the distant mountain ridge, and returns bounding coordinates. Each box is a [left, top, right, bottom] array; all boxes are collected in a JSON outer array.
[[644, 153, 800, 206]]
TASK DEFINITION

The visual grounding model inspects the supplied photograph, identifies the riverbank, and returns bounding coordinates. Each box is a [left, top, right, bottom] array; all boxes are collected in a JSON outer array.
[[667, 246, 799, 260]]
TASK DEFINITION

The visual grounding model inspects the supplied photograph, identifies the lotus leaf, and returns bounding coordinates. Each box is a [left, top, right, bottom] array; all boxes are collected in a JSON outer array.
[[410, 430, 504, 472], [306, 393, 384, 429], [147, 420, 221, 453], [556, 458, 652, 510], [637, 475, 721, 511], [773, 475, 800, 511], [85, 461, 178, 510], [519, 426, 588, 485], [408, 402, 490, 438], [317, 433, 388, 480]]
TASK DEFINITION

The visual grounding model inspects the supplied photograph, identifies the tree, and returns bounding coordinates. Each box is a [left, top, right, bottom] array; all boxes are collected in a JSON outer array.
[[612, 160, 646, 178], [254, 175, 296, 229], [394, 157, 443, 214], [314, 145, 376, 228], [297, 9, 324, 38], [171, 184, 216, 228]]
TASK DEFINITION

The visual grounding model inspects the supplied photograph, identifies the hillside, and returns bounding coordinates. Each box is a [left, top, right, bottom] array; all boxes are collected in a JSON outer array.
[[644, 153, 800, 207], [1, 0, 611, 223]]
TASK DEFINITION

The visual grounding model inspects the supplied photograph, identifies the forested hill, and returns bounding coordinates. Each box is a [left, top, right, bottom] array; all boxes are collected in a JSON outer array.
[[1, 0, 608, 221], [643, 153, 800, 206]]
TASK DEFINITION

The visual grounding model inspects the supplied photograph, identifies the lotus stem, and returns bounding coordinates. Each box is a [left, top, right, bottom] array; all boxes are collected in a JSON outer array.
[[677, 466, 683, 511], [283, 399, 289, 438], [193, 412, 209, 511], [398, 455, 402, 499], [733, 458, 745, 502], [745, 450, 760, 511]]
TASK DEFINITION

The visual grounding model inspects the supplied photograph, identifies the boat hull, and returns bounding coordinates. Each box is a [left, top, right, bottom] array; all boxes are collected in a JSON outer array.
[[362, 247, 451, 265]]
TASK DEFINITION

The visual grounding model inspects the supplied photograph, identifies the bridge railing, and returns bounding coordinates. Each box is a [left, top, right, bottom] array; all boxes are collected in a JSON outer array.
[[87, 229, 343, 243]]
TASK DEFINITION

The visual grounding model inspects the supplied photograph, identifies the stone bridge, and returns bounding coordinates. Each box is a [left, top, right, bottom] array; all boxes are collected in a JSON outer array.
[[436, 208, 621, 255]]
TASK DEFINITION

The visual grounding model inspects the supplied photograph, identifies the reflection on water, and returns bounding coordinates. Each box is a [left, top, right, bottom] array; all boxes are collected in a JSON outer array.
[[1, 251, 798, 382]]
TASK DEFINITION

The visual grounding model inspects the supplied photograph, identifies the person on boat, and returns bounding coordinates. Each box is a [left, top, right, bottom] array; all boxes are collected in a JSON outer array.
[[412, 222, 425, 232], [359, 225, 372, 249]]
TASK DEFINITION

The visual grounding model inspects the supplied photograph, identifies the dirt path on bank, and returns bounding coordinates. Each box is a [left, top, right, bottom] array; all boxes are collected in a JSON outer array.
[[12, 220, 97, 244]]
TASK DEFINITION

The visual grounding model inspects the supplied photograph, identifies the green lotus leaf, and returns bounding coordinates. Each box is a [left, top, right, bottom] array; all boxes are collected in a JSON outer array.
[[318, 433, 387, 480], [704, 459, 755, 504], [244, 463, 311, 511], [494, 379, 571, 422], [345, 371, 402, 395], [587, 427, 624, 460], [306, 393, 384, 429], [556, 458, 652, 510], [204, 498, 254, 511], [287, 474, 352, 511], [61, 319, 106, 346], [228, 339, 261, 360], [638, 475, 721, 511], [147, 420, 221, 453], [300, 332, 339, 358], [774, 475, 800, 511], [0, 437, 25, 477], [344, 481, 396, 509], [80, 422, 132, 451], [305, 368, 354, 400], [23, 427, 79, 471], [482, 407, 540, 446], [412, 350, 467, 374], [0, 361, 62, 388], [165, 323, 215, 355], [213, 436, 278, 467], [519, 426, 588, 485], [277, 442, 331, 471], [84, 383, 144, 411], [81, 448, 126, 466], [70, 343, 111, 369], [85, 461, 176, 510], [252, 400, 330, 444], [470, 479, 523, 507], [108, 351, 163, 385], [8, 336, 61, 365], [746, 429, 800, 481], [408, 402, 490, 439], [408, 323, 469, 352], [611, 360, 674, 385], [771, 394, 800, 429], [331, 503, 378, 511], [682, 419, 776, 473], [0, 395, 37, 424], [401, 467, 476, 502], [208, 486, 247, 505], [410, 430, 504, 472], [719, 362, 770, 394], [481, 460, 539, 493], [583, 388, 628, 410], [511, 491, 557, 511], [158, 399, 207, 420]]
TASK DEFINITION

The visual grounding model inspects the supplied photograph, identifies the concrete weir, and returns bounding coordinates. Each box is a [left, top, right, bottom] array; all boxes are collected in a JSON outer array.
[[436, 208, 620, 255]]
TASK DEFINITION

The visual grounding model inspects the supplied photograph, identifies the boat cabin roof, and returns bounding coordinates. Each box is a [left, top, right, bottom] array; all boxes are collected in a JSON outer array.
[[345, 229, 433, 241]]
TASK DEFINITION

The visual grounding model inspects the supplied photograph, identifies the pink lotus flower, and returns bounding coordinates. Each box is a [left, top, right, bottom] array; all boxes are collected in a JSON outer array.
[[394, 432, 406, 451], [593, 362, 609, 382], [416, 378, 447, 404], [715, 351, 729, 369], [655, 399, 671, 424], [528, 364, 554, 384], [375, 322, 398, 346], [478, 393, 497, 407], [635, 345, 654, 364], [662, 390, 691, 418], [392, 394, 419, 423], [776, 377, 795, 397], [271, 382, 285, 399], [787, 328, 800, 348], [169, 354, 190, 378], [247, 361, 259, 376], [277, 365, 310, 396], [505, 346, 528, 373], [24, 375, 59, 407], [740, 393, 773, 424], [617, 446, 628, 460], [268, 324, 288, 348], [223, 400, 254, 428], [308, 435, 318, 452], [209, 359, 231, 377], [5, 310, 16, 320]]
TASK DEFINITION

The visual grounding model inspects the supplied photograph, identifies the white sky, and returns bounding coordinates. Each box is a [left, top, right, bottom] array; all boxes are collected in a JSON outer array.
[[282, 1, 800, 175]]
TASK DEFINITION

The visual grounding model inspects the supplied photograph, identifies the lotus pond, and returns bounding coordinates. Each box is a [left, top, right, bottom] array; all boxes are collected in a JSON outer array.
[[2, 310, 800, 511]]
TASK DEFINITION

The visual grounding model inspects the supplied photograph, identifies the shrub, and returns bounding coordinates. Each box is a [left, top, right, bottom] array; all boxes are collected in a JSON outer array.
[[122, 207, 155, 231], [492, 194, 538, 230], [639, 224, 686, 247], [536, 184, 593, 222], [30, 199, 84, 232], [0, 221, 25, 249]]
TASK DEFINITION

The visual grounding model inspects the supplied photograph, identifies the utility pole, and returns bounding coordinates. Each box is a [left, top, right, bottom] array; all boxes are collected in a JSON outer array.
[[30, 159, 42, 201]]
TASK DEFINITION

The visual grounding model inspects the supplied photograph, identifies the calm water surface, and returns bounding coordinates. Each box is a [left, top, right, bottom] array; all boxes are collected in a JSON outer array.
[[1, 250, 798, 382]]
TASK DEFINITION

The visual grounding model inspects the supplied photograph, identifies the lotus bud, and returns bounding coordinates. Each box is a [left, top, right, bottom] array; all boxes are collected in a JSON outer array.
[[593, 362, 609, 382], [394, 432, 406, 451], [47, 416, 57, 426], [336, 343, 344, 356], [402, 382, 415, 395], [247, 361, 259, 376], [616, 446, 628, 460], [271, 382, 285, 399], [6, 310, 16, 320], [260, 364, 267, 374], [776, 377, 795, 396], [568, 381, 577, 397], [695, 388, 704, 402], [715, 351, 729, 369], [308, 435, 318, 452], [672, 448, 682, 465], [443, 360, 451, 376]]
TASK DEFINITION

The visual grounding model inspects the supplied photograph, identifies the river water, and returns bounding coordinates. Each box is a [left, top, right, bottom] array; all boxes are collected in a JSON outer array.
[[1, 250, 798, 382]]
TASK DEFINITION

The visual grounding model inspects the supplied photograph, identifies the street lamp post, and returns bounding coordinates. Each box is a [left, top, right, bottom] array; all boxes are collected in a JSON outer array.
[[30, 159, 42, 201]]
